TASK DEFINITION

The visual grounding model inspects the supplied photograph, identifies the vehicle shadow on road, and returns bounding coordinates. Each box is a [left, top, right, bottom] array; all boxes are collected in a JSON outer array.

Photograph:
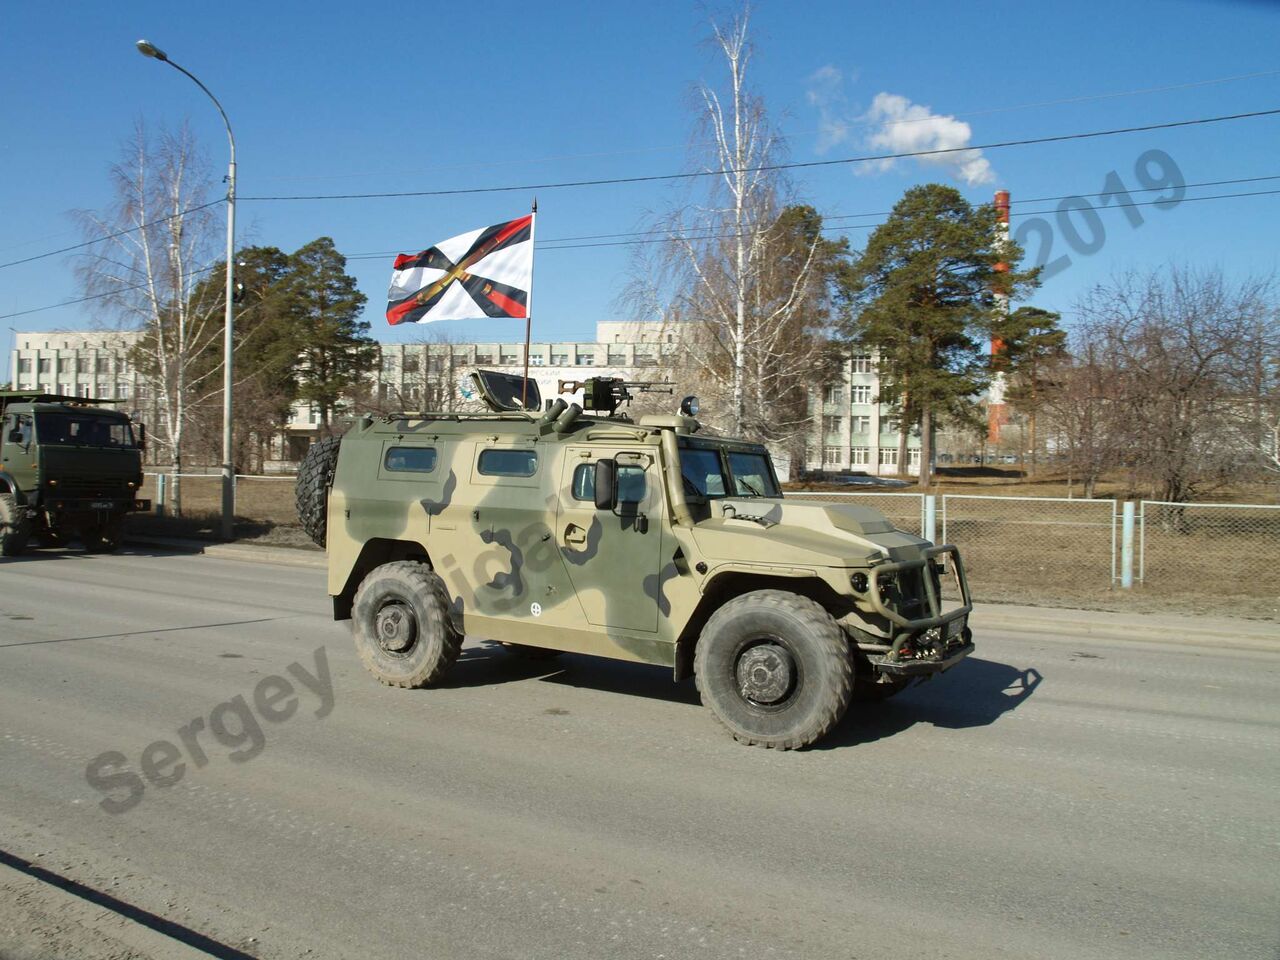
[[446, 642, 702, 706], [819, 658, 1042, 749], [0, 544, 206, 564]]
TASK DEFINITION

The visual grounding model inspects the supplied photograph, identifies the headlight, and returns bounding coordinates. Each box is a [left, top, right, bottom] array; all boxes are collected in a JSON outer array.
[[850, 572, 868, 593]]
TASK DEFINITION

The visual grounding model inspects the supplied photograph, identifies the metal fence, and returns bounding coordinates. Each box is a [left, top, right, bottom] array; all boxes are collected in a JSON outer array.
[[1139, 501, 1280, 604], [137, 474, 1278, 615]]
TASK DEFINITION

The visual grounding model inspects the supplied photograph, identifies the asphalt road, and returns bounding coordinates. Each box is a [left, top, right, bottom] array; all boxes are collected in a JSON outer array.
[[1, 547, 1277, 960]]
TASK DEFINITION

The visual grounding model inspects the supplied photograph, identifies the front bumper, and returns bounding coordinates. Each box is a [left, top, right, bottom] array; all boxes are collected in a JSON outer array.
[[44, 497, 150, 514], [857, 545, 974, 676]]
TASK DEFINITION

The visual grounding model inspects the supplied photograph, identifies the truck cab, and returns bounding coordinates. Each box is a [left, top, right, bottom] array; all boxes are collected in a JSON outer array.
[[0, 392, 150, 555]]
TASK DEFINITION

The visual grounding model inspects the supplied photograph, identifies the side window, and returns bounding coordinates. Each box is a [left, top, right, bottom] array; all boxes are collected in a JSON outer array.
[[384, 446, 437, 473], [571, 462, 647, 505], [478, 448, 537, 477], [9, 415, 33, 446]]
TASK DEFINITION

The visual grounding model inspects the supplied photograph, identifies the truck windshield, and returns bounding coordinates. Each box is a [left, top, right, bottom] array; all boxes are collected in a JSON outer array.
[[35, 414, 136, 449], [679, 447, 779, 499]]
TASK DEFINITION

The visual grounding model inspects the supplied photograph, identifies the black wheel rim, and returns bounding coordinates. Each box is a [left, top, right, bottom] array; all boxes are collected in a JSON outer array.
[[734, 638, 800, 709], [374, 600, 418, 657]]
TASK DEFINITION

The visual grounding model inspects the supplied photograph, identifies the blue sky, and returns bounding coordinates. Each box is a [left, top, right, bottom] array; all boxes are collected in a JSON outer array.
[[2, 0, 1278, 350]]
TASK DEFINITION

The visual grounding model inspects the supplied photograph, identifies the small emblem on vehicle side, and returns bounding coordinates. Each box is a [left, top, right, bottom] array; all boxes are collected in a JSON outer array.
[[530, 602, 542, 617]]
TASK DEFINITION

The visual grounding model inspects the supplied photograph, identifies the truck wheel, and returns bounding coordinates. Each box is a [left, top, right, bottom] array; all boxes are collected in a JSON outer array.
[[0, 493, 32, 557], [296, 435, 342, 548], [694, 590, 853, 749], [80, 517, 122, 553], [352, 561, 461, 688]]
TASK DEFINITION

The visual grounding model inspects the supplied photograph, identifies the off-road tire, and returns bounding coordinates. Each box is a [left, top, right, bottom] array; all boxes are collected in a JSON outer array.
[[296, 435, 342, 548], [80, 517, 122, 553], [0, 493, 32, 557], [352, 561, 462, 688], [694, 590, 853, 750]]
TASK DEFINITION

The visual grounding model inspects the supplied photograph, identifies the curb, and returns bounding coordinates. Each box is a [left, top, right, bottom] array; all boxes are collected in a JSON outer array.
[[123, 536, 1279, 649]]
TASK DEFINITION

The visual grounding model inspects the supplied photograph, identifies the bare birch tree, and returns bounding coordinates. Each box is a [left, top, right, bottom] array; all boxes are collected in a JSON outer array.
[[626, 9, 844, 444], [76, 123, 224, 514]]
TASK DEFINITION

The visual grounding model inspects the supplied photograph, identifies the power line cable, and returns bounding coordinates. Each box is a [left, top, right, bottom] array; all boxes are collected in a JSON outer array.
[[0, 200, 225, 272], [239, 107, 1280, 202]]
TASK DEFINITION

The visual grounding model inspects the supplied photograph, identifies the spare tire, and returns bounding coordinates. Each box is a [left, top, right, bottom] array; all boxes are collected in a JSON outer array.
[[296, 435, 342, 547]]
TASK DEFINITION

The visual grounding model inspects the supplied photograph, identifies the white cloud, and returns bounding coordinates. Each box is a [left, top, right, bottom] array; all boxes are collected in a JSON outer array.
[[805, 65, 852, 154], [861, 92, 995, 186]]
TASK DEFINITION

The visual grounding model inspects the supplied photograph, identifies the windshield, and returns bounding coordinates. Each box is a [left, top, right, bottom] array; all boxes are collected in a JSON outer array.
[[35, 413, 136, 449], [679, 446, 779, 499]]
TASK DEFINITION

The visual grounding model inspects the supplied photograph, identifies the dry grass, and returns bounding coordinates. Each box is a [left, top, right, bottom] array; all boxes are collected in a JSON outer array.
[[130, 471, 1278, 620]]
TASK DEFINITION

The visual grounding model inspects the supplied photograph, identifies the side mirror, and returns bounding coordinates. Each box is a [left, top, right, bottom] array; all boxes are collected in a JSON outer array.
[[136, 422, 147, 452], [593, 459, 618, 511]]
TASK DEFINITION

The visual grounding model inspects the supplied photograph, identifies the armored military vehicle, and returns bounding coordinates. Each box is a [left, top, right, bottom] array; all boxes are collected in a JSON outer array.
[[0, 392, 150, 556], [298, 372, 973, 749]]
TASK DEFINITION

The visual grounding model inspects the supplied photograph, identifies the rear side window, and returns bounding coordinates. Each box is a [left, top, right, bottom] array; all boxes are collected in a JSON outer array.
[[384, 446, 437, 473], [478, 449, 538, 477]]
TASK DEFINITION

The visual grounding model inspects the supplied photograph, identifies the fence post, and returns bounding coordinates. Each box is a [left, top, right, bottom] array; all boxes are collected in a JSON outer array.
[[155, 473, 166, 519], [1120, 500, 1135, 589], [924, 494, 937, 545]]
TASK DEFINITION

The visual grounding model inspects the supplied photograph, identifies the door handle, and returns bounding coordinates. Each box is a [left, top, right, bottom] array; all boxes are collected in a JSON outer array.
[[564, 523, 587, 545]]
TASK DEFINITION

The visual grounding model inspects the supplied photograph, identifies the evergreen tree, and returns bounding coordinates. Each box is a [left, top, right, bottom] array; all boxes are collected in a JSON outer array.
[[844, 184, 1036, 485], [282, 238, 375, 431], [993, 305, 1068, 474]]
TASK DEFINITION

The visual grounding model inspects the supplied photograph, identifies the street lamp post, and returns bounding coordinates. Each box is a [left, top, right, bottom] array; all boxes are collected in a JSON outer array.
[[136, 39, 236, 540]]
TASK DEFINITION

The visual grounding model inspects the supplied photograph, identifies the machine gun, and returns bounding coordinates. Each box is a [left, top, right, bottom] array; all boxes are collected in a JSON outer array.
[[558, 377, 673, 416]]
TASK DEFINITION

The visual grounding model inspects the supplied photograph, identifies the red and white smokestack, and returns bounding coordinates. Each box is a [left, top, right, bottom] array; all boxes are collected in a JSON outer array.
[[988, 189, 1011, 444]]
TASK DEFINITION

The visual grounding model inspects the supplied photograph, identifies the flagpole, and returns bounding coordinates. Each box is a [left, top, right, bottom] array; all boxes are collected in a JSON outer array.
[[522, 199, 537, 411]]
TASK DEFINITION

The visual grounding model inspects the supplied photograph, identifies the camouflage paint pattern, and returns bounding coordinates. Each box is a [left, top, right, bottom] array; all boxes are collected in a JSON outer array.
[[325, 410, 959, 667]]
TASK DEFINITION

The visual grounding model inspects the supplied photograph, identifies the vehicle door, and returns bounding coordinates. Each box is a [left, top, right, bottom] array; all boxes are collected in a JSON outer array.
[[1, 413, 35, 493], [557, 446, 664, 632]]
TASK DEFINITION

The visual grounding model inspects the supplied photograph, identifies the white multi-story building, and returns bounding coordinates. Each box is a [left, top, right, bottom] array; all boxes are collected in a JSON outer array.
[[8, 323, 919, 475]]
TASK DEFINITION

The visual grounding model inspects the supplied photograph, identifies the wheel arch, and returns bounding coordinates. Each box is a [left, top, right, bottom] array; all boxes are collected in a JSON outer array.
[[333, 537, 432, 621], [673, 570, 850, 682]]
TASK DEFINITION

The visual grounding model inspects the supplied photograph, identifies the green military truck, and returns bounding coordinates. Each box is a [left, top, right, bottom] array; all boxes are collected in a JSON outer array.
[[0, 392, 150, 556], [297, 372, 973, 749]]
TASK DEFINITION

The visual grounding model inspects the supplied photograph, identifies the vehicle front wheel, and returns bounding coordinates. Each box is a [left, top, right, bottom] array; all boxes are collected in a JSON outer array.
[[0, 493, 32, 557], [352, 561, 462, 688], [694, 590, 853, 750]]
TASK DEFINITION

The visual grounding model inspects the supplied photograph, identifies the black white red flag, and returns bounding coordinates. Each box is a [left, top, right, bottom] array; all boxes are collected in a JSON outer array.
[[386, 215, 533, 325]]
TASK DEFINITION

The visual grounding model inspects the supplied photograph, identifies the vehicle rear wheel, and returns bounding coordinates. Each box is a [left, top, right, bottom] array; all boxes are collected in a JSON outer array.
[[80, 517, 122, 553], [694, 590, 853, 750], [352, 561, 461, 688], [296, 435, 342, 548], [0, 493, 32, 557]]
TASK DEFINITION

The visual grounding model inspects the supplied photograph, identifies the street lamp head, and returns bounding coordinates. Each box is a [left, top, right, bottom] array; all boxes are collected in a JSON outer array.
[[135, 39, 168, 62]]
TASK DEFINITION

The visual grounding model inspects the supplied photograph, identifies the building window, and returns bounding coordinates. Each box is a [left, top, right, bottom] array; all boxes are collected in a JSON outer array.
[[500, 351, 520, 365], [823, 446, 843, 466], [95, 358, 110, 374], [908, 449, 921, 466], [402, 357, 420, 373], [878, 448, 898, 467], [57, 358, 71, 373], [77, 358, 89, 374], [475, 351, 494, 364], [822, 415, 842, 436], [607, 351, 627, 365], [38, 359, 50, 373], [57, 382, 70, 395], [823, 384, 843, 404], [576, 354, 595, 366], [851, 354, 873, 374], [551, 352, 569, 366], [380, 354, 396, 372], [851, 446, 870, 465], [529, 356, 545, 366], [850, 415, 871, 434], [881, 417, 899, 435], [634, 350, 657, 367], [17, 359, 31, 373], [851, 384, 872, 404], [116, 383, 130, 399]]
